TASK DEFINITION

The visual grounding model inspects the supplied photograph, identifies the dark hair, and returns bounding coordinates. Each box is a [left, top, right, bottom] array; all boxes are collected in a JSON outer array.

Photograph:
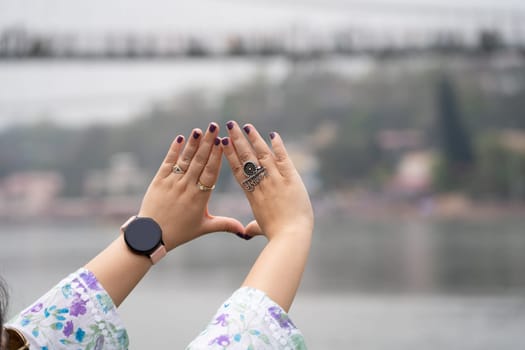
[[0, 276, 8, 344]]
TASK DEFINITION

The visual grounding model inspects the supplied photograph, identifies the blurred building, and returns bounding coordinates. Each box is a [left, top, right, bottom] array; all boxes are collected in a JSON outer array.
[[84, 153, 148, 197], [393, 151, 434, 195], [377, 129, 424, 151], [0, 171, 64, 217]]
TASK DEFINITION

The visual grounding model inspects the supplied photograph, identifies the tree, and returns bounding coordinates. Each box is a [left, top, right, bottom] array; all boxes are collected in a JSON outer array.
[[433, 74, 475, 191]]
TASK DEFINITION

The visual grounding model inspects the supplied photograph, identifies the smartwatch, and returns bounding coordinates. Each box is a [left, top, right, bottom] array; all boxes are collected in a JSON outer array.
[[120, 216, 167, 264]]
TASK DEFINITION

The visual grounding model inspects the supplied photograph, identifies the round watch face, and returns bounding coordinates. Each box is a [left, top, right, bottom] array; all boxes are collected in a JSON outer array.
[[123, 217, 163, 255]]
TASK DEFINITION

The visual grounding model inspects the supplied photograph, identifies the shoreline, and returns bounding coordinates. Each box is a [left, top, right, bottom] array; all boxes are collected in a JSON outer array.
[[0, 191, 524, 223]]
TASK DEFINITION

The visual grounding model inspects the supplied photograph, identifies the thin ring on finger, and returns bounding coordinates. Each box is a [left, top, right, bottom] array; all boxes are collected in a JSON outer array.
[[197, 181, 215, 192], [172, 164, 186, 175], [175, 129, 202, 176]]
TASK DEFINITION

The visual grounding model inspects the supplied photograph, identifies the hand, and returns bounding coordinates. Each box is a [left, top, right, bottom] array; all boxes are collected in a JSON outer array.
[[221, 121, 314, 241], [138, 122, 244, 251]]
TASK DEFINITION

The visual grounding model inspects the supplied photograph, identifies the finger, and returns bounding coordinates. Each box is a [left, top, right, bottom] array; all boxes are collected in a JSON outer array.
[[176, 128, 203, 174], [221, 136, 245, 183], [186, 122, 219, 180], [201, 215, 245, 235], [196, 136, 222, 190], [156, 135, 185, 178], [269, 131, 295, 176], [241, 123, 277, 173], [244, 220, 265, 239], [226, 120, 258, 167]]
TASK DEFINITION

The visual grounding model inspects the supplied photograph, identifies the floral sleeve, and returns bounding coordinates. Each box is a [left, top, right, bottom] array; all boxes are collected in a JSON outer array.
[[6, 268, 129, 350], [186, 287, 307, 350]]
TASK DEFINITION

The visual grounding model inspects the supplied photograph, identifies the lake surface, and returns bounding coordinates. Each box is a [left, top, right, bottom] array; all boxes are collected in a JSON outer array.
[[1, 216, 524, 349]]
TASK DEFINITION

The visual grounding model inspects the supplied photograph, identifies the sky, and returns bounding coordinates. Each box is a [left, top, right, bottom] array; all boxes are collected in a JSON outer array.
[[1, 0, 525, 34]]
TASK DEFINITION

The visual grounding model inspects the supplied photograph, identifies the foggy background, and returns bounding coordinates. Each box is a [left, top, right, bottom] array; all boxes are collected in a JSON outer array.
[[1, 0, 525, 348]]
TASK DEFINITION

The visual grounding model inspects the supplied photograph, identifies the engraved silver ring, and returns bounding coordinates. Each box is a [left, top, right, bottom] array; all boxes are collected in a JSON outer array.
[[241, 161, 267, 192]]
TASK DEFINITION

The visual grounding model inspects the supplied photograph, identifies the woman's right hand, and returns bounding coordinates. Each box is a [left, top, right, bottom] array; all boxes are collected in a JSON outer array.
[[221, 121, 314, 241]]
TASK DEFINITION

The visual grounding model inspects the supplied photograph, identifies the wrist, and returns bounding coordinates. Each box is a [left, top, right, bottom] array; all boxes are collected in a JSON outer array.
[[265, 218, 313, 240], [121, 215, 167, 265], [266, 225, 313, 244]]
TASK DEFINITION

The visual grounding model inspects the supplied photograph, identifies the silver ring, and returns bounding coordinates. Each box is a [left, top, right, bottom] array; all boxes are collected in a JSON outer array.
[[243, 161, 259, 177], [241, 161, 267, 192], [172, 164, 185, 174], [198, 181, 215, 192]]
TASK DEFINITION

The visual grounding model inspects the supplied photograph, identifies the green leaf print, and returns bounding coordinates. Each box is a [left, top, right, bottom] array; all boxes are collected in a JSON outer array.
[[291, 334, 308, 350]]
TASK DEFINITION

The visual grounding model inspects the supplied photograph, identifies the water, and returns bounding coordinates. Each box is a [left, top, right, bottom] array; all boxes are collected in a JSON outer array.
[[1, 216, 525, 349]]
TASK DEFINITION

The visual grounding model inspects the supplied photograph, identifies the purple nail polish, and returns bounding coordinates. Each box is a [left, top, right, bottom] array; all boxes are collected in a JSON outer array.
[[193, 131, 200, 139], [243, 125, 251, 134], [214, 137, 220, 146], [269, 132, 276, 140], [227, 121, 234, 130], [236, 233, 252, 241], [209, 123, 217, 132], [221, 138, 229, 146], [176, 135, 184, 143]]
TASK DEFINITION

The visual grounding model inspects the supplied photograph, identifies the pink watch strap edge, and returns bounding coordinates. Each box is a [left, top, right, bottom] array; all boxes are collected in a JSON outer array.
[[120, 215, 137, 233], [150, 244, 167, 265]]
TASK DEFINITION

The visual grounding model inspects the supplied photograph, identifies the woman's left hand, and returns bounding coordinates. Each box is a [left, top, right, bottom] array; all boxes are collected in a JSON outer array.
[[137, 122, 245, 251]]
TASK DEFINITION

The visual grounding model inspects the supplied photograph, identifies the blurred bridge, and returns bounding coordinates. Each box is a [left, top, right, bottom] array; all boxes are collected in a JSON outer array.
[[2, 1, 525, 62], [1, 27, 524, 61]]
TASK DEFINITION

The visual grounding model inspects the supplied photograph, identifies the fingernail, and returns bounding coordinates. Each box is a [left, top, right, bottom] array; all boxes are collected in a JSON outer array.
[[269, 132, 276, 140], [214, 137, 220, 146], [236, 233, 252, 241], [209, 123, 217, 133], [176, 135, 184, 143], [227, 121, 234, 130], [193, 131, 200, 139], [243, 125, 251, 134], [221, 137, 229, 146]]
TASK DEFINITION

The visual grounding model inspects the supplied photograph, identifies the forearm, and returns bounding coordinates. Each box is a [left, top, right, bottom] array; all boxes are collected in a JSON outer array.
[[242, 230, 312, 312], [85, 235, 152, 307]]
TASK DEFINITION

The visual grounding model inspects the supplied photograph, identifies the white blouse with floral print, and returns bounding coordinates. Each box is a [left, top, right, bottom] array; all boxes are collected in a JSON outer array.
[[7, 268, 306, 350]]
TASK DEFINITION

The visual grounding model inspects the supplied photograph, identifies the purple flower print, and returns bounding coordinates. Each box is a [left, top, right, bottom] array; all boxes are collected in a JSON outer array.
[[209, 335, 230, 347], [63, 321, 74, 337], [213, 313, 229, 327], [70, 298, 87, 317], [70, 278, 86, 296], [80, 271, 102, 291], [268, 306, 296, 330], [30, 303, 43, 313]]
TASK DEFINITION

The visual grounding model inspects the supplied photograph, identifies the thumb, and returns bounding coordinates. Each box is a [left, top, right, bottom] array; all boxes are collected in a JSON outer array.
[[201, 215, 245, 235], [245, 220, 265, 238]]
